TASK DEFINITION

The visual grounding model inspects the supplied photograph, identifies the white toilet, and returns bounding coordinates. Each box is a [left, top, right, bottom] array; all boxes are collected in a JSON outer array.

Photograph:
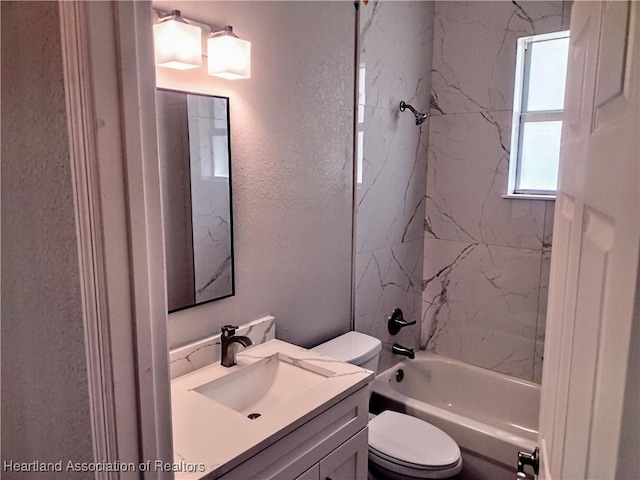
[[312, 332, 462, 480]]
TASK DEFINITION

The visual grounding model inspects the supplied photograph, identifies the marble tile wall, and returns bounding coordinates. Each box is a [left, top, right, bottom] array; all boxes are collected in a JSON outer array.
[[355, 1, 434, 373], [422, 1, 569, 382]]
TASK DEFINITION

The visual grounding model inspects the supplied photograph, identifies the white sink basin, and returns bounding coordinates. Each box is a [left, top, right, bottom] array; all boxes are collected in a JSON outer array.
[[193, 353, 334, 417]]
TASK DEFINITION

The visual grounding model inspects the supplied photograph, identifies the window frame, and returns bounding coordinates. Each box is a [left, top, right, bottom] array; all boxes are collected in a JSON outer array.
[[506, 30, 570, 200]]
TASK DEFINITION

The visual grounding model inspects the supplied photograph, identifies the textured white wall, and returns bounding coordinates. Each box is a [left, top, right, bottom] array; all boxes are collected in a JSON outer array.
[[1, 2, 94, 477], [154, 1, 356, 349]]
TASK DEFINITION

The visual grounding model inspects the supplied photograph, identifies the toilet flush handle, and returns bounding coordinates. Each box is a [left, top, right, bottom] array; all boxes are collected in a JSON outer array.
[[388, 308, 417, 335]]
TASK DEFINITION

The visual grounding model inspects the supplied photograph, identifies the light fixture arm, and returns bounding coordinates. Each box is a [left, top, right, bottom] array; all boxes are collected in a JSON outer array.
[[210, 25, 239, 39], [154, 9, 211, 30], [157, 10, 186, 23]]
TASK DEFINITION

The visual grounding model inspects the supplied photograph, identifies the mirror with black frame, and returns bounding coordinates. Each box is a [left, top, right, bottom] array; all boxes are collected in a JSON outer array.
[[156, 89, 235, 312]]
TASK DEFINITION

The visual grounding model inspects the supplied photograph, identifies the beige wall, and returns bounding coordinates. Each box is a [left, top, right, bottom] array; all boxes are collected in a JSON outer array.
[[1, 2, 93, 477], [154, 1, 356, 350]]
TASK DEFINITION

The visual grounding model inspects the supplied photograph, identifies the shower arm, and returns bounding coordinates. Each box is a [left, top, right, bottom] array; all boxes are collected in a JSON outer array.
[[399, 101, 419, 115]]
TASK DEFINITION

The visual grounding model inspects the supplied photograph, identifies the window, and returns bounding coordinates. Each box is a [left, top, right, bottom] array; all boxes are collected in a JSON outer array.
[[507, 30, 570, 198]]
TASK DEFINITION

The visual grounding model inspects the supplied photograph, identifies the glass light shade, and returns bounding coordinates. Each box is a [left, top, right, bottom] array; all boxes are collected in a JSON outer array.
[[154, 17, 202, 70], [207, 31, 251, 79]]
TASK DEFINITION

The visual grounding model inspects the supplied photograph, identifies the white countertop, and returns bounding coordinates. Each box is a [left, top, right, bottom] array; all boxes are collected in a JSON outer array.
[[171, 339, 373, 479]]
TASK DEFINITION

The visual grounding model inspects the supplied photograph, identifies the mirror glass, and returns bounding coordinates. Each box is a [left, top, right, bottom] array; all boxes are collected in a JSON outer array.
[[156, 89, 235, 312]]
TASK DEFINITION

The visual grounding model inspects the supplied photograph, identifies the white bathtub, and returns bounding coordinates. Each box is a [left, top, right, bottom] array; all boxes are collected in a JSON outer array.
[[370, 352, 540, 480]]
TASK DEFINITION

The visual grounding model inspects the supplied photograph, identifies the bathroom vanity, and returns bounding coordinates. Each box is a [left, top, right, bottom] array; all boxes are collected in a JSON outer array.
[[171, 339, 373, 480]]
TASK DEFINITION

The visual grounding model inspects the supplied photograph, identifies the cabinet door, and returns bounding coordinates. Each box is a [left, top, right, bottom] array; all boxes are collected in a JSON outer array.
[[295, 463, 320, 480], [319, 428, 368, 480]]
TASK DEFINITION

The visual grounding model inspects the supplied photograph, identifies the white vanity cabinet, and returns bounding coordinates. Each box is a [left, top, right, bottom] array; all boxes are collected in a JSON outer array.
[[293, 429, 369, 480], [171, 340, 373, 480], [296, 464, 321, 480], [218, 386, 369, 480], [315, 428, 369, 480]]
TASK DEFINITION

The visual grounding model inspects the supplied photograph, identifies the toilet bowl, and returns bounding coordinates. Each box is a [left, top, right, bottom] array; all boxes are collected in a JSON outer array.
[[311, 332, 462, 480], [368, 411, 462, 480]]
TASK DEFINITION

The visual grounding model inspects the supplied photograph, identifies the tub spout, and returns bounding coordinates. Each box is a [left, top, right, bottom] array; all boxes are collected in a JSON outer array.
[[392, 343, 415, 359]]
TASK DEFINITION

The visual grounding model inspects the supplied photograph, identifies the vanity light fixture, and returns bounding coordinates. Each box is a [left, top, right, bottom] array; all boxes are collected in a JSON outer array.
[[153, 10, 202, 70], [207, 26, 251, 80]]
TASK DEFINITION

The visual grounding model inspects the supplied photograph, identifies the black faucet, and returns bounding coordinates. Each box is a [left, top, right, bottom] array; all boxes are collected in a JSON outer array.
[[220, 325, 253, 367], [392, 343, 415, 359]]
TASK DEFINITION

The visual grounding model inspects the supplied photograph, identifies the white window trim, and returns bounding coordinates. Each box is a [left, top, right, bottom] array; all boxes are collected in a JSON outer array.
[[506, 30, 570, 200], [501, 193, 557, 200]]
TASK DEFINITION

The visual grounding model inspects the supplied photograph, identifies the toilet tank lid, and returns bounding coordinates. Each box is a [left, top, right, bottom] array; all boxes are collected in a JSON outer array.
[[311, 331, 382, 365]]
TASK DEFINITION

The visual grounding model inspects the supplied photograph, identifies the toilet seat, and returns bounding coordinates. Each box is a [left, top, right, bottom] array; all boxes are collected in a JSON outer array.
[[369, 448, 460, 471], [368, 411, 462, 479], [369, 450, 463, 480]]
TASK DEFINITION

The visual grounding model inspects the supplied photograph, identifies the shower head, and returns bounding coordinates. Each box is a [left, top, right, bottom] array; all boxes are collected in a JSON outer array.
[[414, 112, 429, 125], [399, 101, 429, 125]]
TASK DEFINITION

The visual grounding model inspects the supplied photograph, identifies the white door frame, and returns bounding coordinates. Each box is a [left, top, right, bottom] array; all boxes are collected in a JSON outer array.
[[59, 1, 173, 477]]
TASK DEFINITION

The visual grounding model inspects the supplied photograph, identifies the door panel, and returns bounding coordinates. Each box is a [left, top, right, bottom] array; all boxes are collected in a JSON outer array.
[[562, 208, 614, 480], [594, 2, 631, 110], [538, 193, 577, 475]]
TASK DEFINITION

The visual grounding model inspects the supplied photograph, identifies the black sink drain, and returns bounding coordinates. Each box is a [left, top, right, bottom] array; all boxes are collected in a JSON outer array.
[[247, 413, 261, 420]]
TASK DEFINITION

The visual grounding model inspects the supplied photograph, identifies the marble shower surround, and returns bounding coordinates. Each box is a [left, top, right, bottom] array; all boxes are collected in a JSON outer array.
[[355, 1, 434, 373], [357, 105, 428, 254], [430, 1, 567, 115], [356, 239, 424, 372], [422, 1, 568, 382], [421, 239, 542, 380], [425, 110, 546, 250]]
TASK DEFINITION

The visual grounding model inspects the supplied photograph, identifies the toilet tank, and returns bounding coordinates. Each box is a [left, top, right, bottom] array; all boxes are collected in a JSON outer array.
[[311, 331, 382, 373]]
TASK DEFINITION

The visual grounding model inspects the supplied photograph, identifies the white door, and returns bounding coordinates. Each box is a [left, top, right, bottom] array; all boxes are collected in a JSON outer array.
[[536, 1, 639, 479]]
